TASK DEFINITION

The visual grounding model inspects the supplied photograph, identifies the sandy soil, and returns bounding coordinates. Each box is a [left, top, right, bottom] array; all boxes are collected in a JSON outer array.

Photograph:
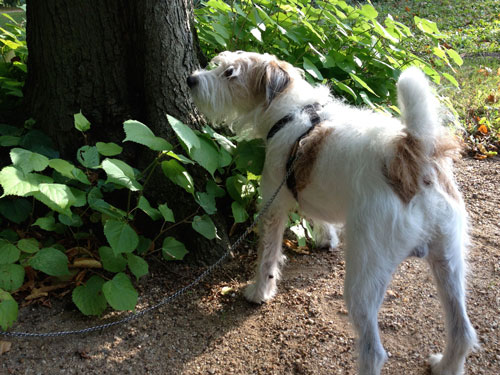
[[1, 157, 499, 375]]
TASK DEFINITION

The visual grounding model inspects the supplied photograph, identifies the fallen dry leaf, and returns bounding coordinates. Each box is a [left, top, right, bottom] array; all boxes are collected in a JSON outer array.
[[71, 258, 102, 268], [478, 124, 489, 134], [0, 341, 12, 355]]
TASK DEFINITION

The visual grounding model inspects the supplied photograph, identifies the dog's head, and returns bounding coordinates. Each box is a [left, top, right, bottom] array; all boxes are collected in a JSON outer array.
[[187, 51, 299, 136]]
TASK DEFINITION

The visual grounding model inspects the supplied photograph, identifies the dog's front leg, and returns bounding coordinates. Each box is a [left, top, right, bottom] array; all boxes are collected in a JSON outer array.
[[244, 206, 289, 304]]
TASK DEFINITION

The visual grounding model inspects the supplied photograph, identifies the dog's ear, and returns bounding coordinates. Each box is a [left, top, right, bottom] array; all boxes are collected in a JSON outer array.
[[264, 61, 291, 105]]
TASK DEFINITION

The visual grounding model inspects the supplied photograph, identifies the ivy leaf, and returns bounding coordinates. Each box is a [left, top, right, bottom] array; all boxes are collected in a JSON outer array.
[[102, 158, 142, 191], [10, 148, 49, 174], [189, 136, 219, 176], [103, 219, 139, 255], [49, 158, 91, 185], [303, 57, 324, 80], [192, 215, 217, 240], [88, 187, 127, 219], [0, 264, 25, 291], [123, 120, 172, 151], [161, 160, 194, 194], [162, 237, 188, 261], [195, 191, 217, 215], [96, 142, 123, 156], [98, 246, 127, 272], [17, 238, 40, 254], [0, 290, 18, 330], [234, 140, 265, 175], [74, 111, 91, 132], [77, 145, 100, 169], [158, 203, 175, 222], [349, 73, 378, 97], [137, 196, 161, 221], [231, 201, 249, 223], [0, 240, 20, 264], [102, 273, 138, 311], [0, 166, 52, 198], [72, 275, 107, 316], [29, 247, 70, 276], [167, 115, 200, 153], [126, 253, 149, 280], [31, 183, 76, 216]]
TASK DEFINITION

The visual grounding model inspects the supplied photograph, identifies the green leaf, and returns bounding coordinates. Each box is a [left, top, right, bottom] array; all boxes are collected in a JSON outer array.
[[0, 166, 49, 197], [98, 246, 127, 272], [189, 136, 219, 176], [445, 49, 463, 66], [29, 247, 70, 276], [0, 197, 31, 224], [102, 158, 142, 191], [136, 236, 152, 255], [123, 120, 172, 151], [74, 111, 91, 132], [102, 273, 138, 311], [0, 135, 20, 147], [359, 4, 378, 19], [126, 253, 149, 280], [195, 191, 217, 215], [349, 73, 378, 97], [49, 159, 90, 185], [0, 290, 18, 330], [17, 238, 40, 254], [158, 203, 175, 222], [103, 219, 139, 255], [161, 237, 188, 261], [32, 183, 76, 216], [72, 275, 107, 316], [0, 264, 24, 291], [88, 187, 127, 219], [167, 115, 200, 153], [303, 57, 324, 81], [96, 142, 123, 156], [10, 148, 49, 173], [58, 213, 83, 227], [161, 160, 194, 194], [32, 215, 56, 231], [192, 215, 217, 240], [206, 180, 225, 198], [442, 72, 459, 88], [0, 240, 20, 264], [231, 201, 249, 223], [166, 151, 195, 165], [226, 174, 256, 204], [137, 196, 161, 220], [234, 140, 265, 175], [77, 145, 100, 169]]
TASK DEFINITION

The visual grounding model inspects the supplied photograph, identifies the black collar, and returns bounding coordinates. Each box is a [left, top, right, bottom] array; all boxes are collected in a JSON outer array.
[[266, 103, 322, 140]]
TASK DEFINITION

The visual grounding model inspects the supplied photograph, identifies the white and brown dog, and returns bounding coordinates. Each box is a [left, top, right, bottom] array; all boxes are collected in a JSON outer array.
[[187, 51, 477, 375]]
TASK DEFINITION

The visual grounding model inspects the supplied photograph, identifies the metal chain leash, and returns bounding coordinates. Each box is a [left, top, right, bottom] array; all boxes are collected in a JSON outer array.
[[0, 158, 297, 338]]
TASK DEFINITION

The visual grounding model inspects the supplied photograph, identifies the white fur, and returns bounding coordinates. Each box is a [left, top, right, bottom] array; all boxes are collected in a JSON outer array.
[[188, 51, 478, 375]]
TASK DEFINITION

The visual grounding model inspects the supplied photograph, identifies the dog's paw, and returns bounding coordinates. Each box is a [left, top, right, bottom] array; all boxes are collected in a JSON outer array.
[[429, 354, 463, 375], [312, 222, 340, 251], [244, 282, 276, 304]]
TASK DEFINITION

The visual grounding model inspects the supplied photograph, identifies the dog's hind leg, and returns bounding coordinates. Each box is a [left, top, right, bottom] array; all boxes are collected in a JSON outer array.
[[344, 227, 399, 375], [427, 219, 477, 375], [244, 199, 291, 304], [311, 219, 340, 250]]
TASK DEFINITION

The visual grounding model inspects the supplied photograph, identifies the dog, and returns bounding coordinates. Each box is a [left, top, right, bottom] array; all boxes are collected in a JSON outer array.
[[187, 51, 478, 375]]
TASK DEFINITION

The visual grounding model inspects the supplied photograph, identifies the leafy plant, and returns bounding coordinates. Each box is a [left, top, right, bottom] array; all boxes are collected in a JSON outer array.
[[195, 0, 462, 111], [0, 112, 264, 328]]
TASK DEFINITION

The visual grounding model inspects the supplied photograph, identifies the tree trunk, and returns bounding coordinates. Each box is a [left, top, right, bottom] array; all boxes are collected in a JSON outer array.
[[25, 0, 228, 263]]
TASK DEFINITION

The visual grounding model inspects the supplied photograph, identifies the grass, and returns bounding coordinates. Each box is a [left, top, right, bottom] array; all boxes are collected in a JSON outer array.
[[376, 0, 500, 158]]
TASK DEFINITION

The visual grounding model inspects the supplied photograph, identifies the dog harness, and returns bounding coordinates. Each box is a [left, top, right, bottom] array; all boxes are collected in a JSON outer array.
[[266, 103, 322, 200]]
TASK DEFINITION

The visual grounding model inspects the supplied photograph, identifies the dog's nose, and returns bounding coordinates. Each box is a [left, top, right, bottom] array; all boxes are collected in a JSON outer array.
[[187, 75, 198, 88]]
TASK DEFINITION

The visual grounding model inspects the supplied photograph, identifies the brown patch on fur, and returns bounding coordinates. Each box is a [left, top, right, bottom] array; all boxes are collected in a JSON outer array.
[[432, 134, 463, 201], [247, 59, 292, 105], [294, 125, 333, 193], [385, 133, 463, 204], [384, 134, 425, 204]]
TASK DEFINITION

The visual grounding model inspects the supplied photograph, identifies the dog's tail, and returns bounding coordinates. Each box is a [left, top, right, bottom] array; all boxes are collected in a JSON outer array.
[[397, 67, 440, 150]]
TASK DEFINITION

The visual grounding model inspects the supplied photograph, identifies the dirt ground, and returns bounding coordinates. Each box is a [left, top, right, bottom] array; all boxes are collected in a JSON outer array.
[[1, 157, 499, 375]]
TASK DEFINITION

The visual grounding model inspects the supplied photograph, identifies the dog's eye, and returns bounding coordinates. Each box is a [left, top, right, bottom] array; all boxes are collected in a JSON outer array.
[[224, 67, 234, 78]]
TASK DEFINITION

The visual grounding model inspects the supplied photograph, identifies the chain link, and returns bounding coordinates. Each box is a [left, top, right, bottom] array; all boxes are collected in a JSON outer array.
[[0, 158, 297, 338]]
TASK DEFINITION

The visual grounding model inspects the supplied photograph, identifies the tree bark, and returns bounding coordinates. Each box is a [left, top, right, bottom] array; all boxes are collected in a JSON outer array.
[[25, 0, 228, 263]]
